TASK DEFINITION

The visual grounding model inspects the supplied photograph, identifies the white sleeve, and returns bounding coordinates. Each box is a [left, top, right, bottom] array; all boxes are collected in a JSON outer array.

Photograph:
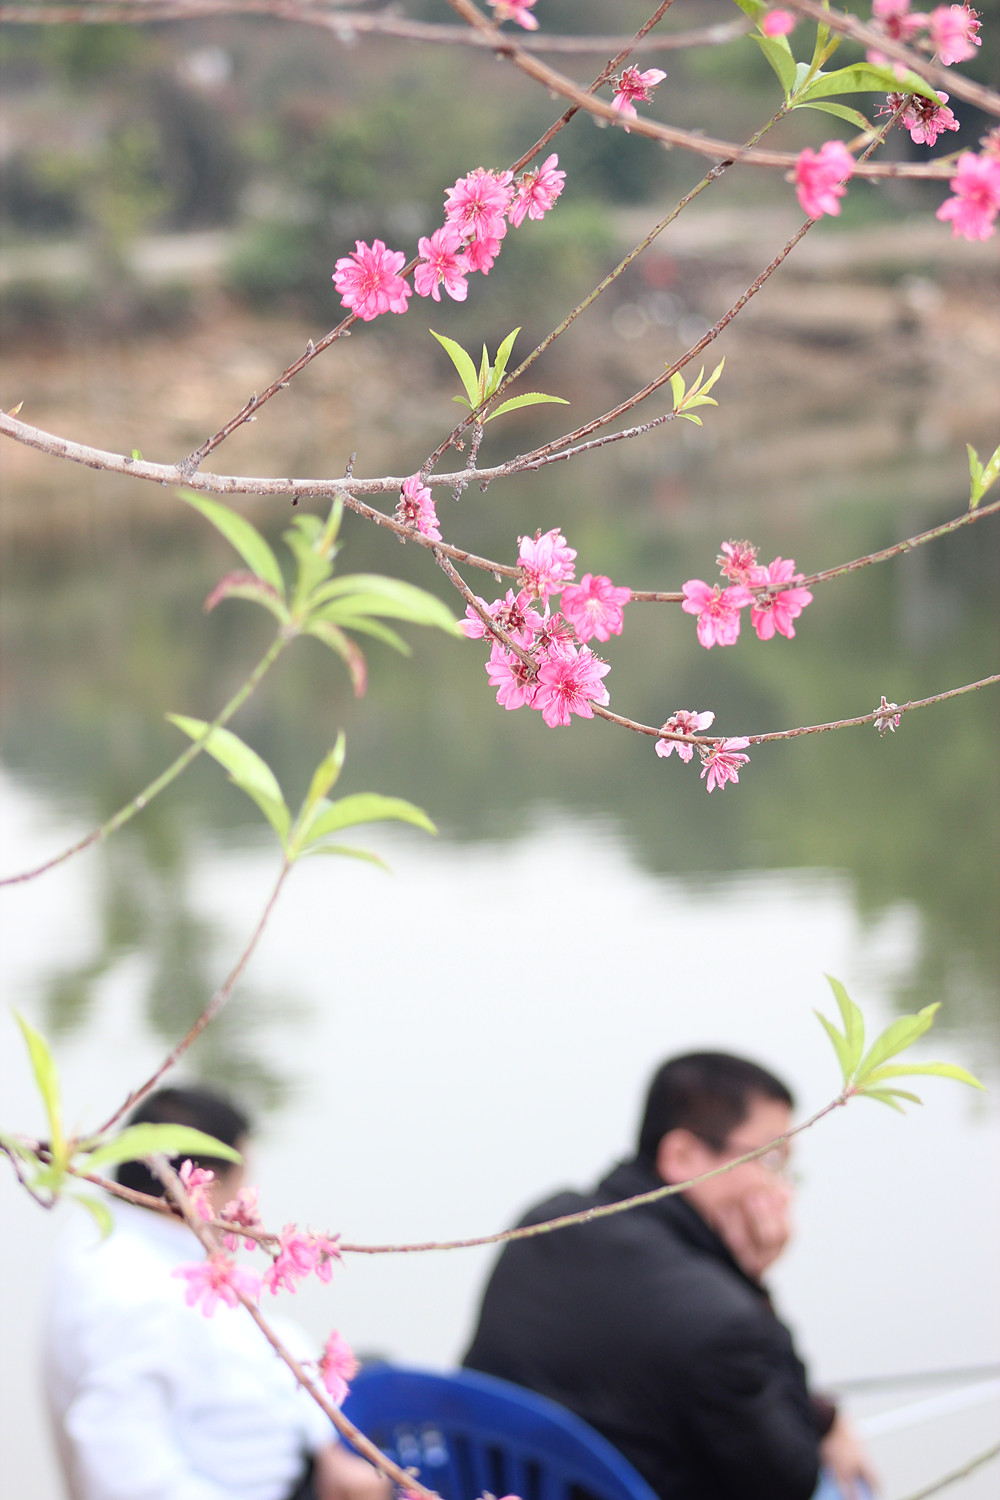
[[63, 1298, 235, 1500]]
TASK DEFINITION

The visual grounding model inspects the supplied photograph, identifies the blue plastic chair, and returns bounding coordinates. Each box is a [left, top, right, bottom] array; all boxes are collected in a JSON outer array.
[[341, 1365, 661, 1500]]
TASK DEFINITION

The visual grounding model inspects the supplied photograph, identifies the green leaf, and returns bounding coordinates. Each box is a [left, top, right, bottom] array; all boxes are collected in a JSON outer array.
[[794, 100, 871, 128], [799, 62, 939, 103], [430, 329, 481, 407], [680, 413, 704, 426], [862, 1061, 985, 1090], [697, 357, 726, 399], [858, 1087, 922, 1112], [308, 575, 458, 634], [300, 793, 436, 848], [490, 327, 521, 393], [302, 620, 368, 697], [856, 1003, 940, 1080], [282, 516, 336, 607], [14, 1012, 63, 1158], [827, 975, 865, 1070], [177, 491, 285, 596], [478, 343, 491, 398], [303, 734, 347, 816], [166, 716, 291, 841], [487, 391, 570, 423], [669, 371, 685, 407], [968, 440, 1000, 509], [754, 34, 796, 97], [71, 1193, 115, 1239], [815, 1010, 855, 1083], [131, 448, 142, 461], [317, 614, 412, 655], [300, 843, 392, 871], [203, 572, 290, 624], [733, 0, 767, 20], [84, 1124, 242, 1174]]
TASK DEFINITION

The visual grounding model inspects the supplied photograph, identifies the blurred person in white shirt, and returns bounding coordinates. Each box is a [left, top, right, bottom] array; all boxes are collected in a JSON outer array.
[[45, 1085, 387, 1500]]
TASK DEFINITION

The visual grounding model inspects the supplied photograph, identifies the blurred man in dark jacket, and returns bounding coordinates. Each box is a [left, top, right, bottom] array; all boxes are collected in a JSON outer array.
[[464, 1053, 875, 1500]]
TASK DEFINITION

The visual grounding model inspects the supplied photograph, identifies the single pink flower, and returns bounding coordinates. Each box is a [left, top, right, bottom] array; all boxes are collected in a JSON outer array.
[[462, 232, 504, 274], [332, 240, 411, 322], [395, 475, 441, 541], [533, 646, 611, 728], [178, 1160, 215, 1223], [611, 67, 667, 129], [413, 224, 470, 303], [444, 168, 513, 247], [792, 141, 855, 219], [309, 1232, 343, 1285], [762, 10, 797, 36], [928, 4, 981, 64], [489, 0, 538, 29], [936, 151, 1000, 240], [458, 589, 544, 644], [221, 1186, 262, 1252], [560, 574, 631, 643], [531, 611, 575, 660], [655, 709, 716, 763], [700, 738, 751, 793], [717, 539, 759, 586], [508, 154, 566, 228], [882, 90, 960, 144], [486, 641, 539, 712], [263, 1225, 317, 1296], [319, 1329, 359, 1403], [750, 557, 814, 640], [874, 695, 902, 734], [517, 528, 577, 601], [173, 1255, 262, 1316], [681, 580, 752, 649]]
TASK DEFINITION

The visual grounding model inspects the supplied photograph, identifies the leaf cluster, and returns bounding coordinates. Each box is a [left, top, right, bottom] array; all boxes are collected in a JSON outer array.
[[967, 440, 1000, 511], [431, 328, 568, 425], [816, 976, 984, 1111], [669, 358, 725, 427]]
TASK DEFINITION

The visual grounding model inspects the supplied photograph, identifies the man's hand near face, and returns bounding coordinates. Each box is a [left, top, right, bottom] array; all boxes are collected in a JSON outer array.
[[713, 1181, 793, 1281]]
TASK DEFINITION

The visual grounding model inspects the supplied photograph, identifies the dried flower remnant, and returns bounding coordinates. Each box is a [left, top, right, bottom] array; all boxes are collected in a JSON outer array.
[[700, 739, 751, 793], [610, 67, 667, 131], [320, 1330, 360, 1403], [874, 695, 902, 734], [762, 10, 798, 36], [681, 580, 753, 649], [414, 225, 470, 303], [927, 3, 981, 64], [518, 528, 577, 601], [560, 574, 631, 643], [749, 558, 814, 641], [508, 154, 565, 228], [488, 0, 539, 28], [396, 475, 442, 541], [655, 710, 716, 763], [936, 152, 1000, 240], [792, 141, 855, 219], [717, 540, 759, 587], [173, 1256, 262, 1316], [333, 239, 412, 321], [882, 91, 960, 146]]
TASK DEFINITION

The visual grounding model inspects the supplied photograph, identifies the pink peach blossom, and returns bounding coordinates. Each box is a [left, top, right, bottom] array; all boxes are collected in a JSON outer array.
[[750, 557, 814, 641], [792, 141, 855, 219], [717, 539, 759, 586], [655, 709, 716, 763], [489, 0, 538, 29], [700, 739, 751, 793], [508, 154, 566, 227], [611, 67, 667, 127], [883, 90, 960, 144], [263, 1225, 317, 1295], [309, 1233, 343, 1285], [320, 1330, 359, 1403], [928, 4, 981, 64], [874, 695, 902, 734], [867, 0, 929, 65], [221, 1186, 262, 1251], [518, 528, 577, 600], [395, 475, 441, 541], [533, 646, 611, 728], [936, 151, 1000, 239], [444, 168, 513, 248], [414, 225, 470, 303], [486, 641, 538, 711], [560, 574, 631, 643], [762, 10, 797, 36], [172, 1255, 262, 1316], [332, 239, 411, 322], [681, 580, 753, 649], [178, 1160, 215, 1222], [458, 588, 544, 644]]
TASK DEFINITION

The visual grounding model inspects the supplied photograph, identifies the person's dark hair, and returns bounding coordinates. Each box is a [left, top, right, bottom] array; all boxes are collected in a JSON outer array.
[[637, 1052, 794, 1163], [115, 1085, 251, 1199]]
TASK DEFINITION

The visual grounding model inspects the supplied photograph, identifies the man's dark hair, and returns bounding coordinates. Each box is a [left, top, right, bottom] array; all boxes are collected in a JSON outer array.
[[115, 1085, 251, 1199], [637, 1052, 794, 1163]]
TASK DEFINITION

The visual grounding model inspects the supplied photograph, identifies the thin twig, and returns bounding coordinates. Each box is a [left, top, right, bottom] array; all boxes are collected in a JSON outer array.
[[96, 861, 292, 1135], [897, 1440, 1000, 1500]]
